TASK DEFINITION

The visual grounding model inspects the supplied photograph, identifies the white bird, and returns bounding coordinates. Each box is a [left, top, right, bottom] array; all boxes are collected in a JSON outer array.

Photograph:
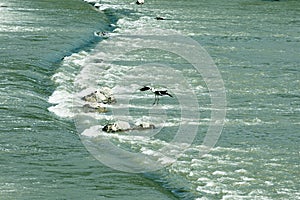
[[140, 86, 173, 105], [136, 0, 144, 5]]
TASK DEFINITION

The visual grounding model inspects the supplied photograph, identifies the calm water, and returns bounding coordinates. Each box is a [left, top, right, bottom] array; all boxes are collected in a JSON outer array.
[[1, 0, 299, 199]]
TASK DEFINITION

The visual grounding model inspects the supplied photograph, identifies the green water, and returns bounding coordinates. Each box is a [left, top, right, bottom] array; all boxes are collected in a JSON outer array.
[[0, 0, 176, 199], [1, 0, 299, 199]]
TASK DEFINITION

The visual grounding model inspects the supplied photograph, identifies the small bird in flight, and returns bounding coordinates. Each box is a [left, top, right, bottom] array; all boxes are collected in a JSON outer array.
[[140, 86, 173, 105]]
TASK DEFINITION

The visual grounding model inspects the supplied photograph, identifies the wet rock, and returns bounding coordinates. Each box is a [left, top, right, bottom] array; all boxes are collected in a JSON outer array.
[[82, 87, 116, 104], [102, 121, 131, 133], [102, 121, 155, 133], [155, 16, 165, 20], [135, 122, 155, 129], [82, 103, 108, 113]]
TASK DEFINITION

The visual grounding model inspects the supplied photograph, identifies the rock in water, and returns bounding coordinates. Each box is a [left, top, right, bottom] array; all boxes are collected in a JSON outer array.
[[136, 122, 155, 129], [102, 121, 131, 133], [102, 121, 155, 133], [82, 87, 116, 104], [82, 103, 107, 113]]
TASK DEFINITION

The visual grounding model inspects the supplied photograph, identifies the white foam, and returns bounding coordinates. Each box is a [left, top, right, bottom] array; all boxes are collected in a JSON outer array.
[[233, 181, 249, 186], [221, 194, 252, 200], [48, 103, 74, 118], [241, 176, 255, 182], [48, 89, 75, 118], [212, 171, 227, 176], [83, 0, 99, 3], [81, 125, 102, 137], [195, 198, 210, 200], [234, 169, 247, 174], [197, 177, 210, 182], [264, 181, 274, 186], [158, 156, 176, 165]]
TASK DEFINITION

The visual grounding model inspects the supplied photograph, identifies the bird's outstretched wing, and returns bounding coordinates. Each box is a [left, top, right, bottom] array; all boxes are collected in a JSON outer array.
[[140, 86, 151, 91], [161, 90, 173, 97]]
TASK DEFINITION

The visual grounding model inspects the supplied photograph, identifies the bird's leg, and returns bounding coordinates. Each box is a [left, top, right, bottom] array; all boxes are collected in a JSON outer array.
[[153, 95, 157, 105], [157, 96, 160, 105]]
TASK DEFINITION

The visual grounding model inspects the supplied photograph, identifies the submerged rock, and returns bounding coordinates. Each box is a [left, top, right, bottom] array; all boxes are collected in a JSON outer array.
[[94, 31, 110, 39], [135, 122, 155, 129], [82, 103, 107, 113], [102, 121, 155, 133]]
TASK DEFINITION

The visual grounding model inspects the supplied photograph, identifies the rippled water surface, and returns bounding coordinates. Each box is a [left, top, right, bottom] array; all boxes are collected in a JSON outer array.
[[1, 0, 299, 199]]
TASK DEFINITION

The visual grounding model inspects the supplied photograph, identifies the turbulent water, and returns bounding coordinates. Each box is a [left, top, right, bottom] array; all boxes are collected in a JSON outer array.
[[1, 0, 299, 199]]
